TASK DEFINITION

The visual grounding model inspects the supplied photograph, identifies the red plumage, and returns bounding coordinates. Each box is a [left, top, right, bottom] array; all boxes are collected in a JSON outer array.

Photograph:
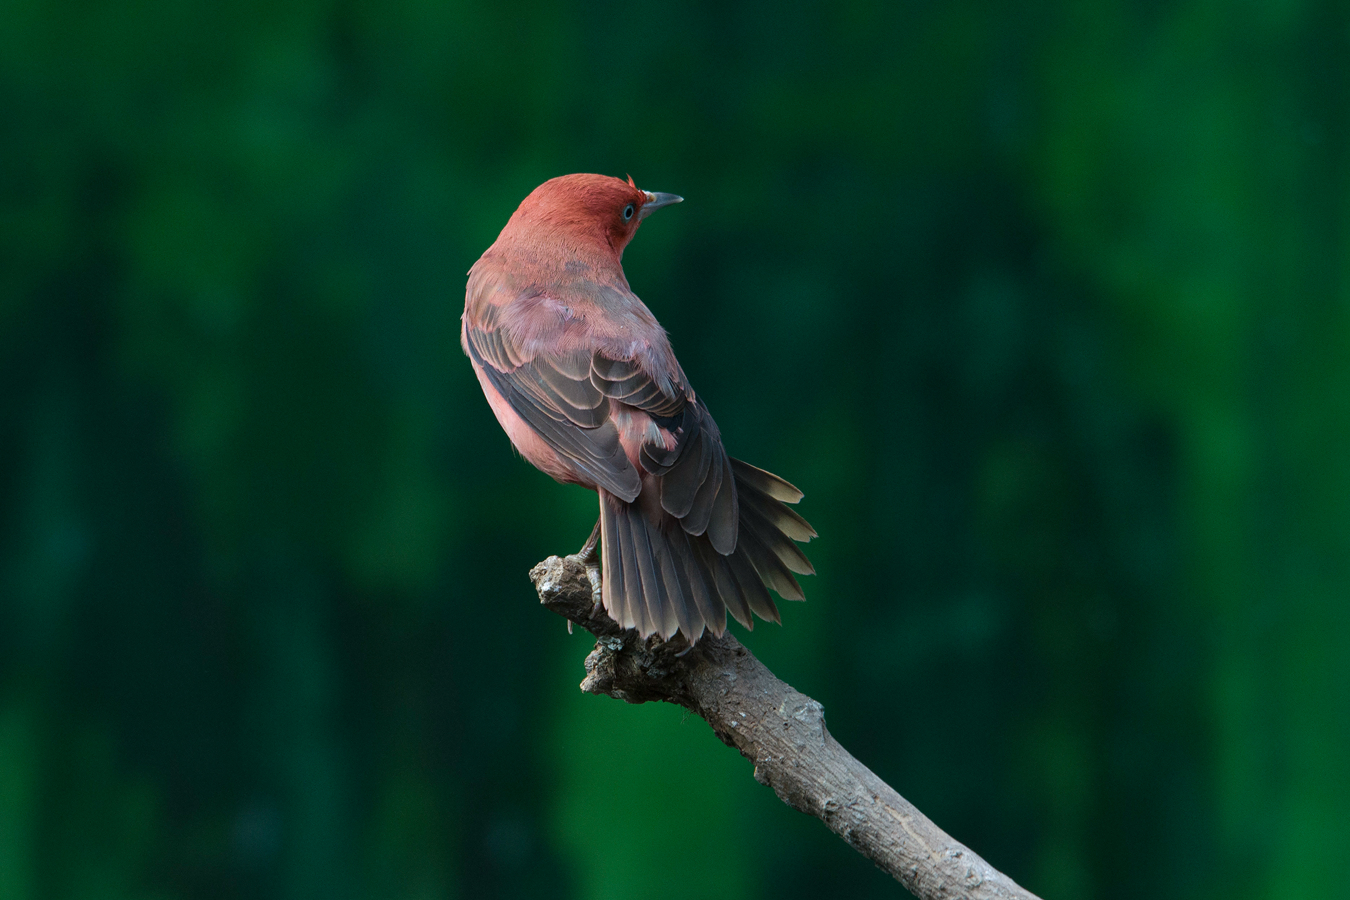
[[463, 174, 815, 642]]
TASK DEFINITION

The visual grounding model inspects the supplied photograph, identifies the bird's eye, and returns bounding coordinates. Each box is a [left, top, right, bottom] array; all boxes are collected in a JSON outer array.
[[622, 203, 635, 221]]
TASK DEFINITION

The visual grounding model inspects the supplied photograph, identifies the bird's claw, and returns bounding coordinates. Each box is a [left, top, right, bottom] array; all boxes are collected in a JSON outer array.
[[563, 553, 605, 618], [584, 560, 603, 613]]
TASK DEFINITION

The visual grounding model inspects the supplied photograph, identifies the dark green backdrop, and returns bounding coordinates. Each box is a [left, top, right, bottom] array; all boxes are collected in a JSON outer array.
[[2, 1, 1347, 898]]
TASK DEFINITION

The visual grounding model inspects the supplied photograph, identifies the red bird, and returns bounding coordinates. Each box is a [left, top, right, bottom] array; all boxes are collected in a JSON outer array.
[[463, 174, 815, 643]]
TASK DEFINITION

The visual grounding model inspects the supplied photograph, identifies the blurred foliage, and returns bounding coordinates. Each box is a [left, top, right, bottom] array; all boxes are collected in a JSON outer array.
[[1, 1, 1347, 898]]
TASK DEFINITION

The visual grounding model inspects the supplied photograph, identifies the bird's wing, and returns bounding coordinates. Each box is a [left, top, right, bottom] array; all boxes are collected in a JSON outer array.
[[465, 315, 739, 552], [464, 318, 643, 501], [602, 356, 739, 555]]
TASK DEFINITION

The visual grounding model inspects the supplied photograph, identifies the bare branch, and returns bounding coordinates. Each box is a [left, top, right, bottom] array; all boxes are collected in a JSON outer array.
[[531, 554, 1043, 900]]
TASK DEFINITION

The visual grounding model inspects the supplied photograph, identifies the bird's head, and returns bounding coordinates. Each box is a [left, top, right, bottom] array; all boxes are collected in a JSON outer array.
[[504, 174, 683, 258]]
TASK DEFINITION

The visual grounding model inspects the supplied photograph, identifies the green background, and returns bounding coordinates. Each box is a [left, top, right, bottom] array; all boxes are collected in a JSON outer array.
[[2, 1, 1347, 898]]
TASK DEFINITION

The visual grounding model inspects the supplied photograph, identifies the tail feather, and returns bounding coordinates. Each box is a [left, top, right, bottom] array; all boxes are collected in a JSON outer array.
[[609, 496, 648, 634], [697, 538, 755, 630], [600, 495, 631, 629], [737, 524, 805, 601], [726, 543, 780, 624], [598, 459, 814, 643], [627, 508, 666, 637], [739, 485, 816, 543], [740, 500, 815, 576], [671, 526, 722, 636], [652, 526, 698, 641], [730, 458, 804, 503]]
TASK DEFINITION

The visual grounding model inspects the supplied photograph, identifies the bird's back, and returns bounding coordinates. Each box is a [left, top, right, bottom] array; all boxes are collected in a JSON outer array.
[[463, 174, 816, 643]]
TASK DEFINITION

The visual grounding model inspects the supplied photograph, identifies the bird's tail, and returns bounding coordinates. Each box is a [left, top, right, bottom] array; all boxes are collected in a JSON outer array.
[[599, 459, 816, 643]]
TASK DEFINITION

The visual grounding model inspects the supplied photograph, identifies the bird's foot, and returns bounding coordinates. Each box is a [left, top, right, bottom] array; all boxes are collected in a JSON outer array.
[[562, 551, 604, 618], [584, 560, 603, 614], [574, 517, 601, 566], [565, 517, 604, 617]]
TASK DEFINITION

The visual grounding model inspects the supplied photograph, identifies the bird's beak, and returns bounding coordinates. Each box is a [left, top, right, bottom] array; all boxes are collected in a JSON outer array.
[[639, 191, 683, 219]]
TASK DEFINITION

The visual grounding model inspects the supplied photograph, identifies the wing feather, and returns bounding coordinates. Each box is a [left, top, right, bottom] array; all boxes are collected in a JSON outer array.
[[465, 325, 641, 501]]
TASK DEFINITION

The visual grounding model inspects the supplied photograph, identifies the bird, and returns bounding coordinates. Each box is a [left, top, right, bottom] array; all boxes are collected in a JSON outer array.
[[462, 174, 815, 643]]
